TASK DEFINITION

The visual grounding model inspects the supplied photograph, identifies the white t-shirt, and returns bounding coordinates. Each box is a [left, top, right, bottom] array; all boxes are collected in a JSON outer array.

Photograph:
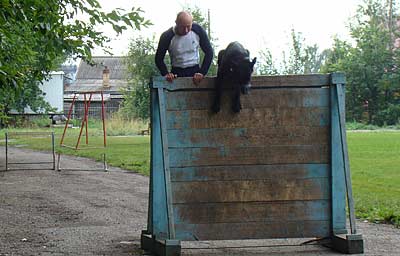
[[168, 30, 200, 68]]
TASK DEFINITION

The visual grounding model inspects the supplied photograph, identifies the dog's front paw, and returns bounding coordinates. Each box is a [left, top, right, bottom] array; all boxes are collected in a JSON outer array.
[[232, 103, 241, 113], [212, 103, 221, 113]]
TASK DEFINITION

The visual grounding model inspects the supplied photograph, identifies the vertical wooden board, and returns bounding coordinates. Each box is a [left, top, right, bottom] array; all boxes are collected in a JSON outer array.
[[331, 85, 347, 233], [173, 200, 331, 224], [175, 221, 331, 240], [170, 164, 329, 182], [158, 88, 176, 239], [167, 126, 329, 148], [169, 145, 329, 167], [150, 90, 169, 239], [147, 90, 154, 233], [171, 178, 330, 203], [337, 83, 357, 235]]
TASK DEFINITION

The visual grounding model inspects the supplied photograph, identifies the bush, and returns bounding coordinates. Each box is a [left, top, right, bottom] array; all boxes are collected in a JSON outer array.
[[346, 121, 381, 130], [374, 104, 400, 126]]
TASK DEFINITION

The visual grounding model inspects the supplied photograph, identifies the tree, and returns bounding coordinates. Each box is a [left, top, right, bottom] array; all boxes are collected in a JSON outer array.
[[257, 29, 326, 75], [0, 0, 150, 126], [120, 36, 159, 120], [282, 29, 325, 74], [256, 48, 279, 75], [322, 0, 400, 124]]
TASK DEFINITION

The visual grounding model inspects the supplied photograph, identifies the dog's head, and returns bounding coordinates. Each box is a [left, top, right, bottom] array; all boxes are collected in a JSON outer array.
[[232, 57, 257, 94]]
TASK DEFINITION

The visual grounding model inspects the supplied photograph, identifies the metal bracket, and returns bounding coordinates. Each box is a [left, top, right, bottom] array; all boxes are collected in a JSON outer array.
[[141, 230, 181, 256], [331, 234, 364, 254]]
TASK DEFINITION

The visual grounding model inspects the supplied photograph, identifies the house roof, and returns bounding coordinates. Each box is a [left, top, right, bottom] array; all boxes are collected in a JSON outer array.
[[66, 56, 129, 94], [64, 79, 128, 94], [76, 56, 129, 80]]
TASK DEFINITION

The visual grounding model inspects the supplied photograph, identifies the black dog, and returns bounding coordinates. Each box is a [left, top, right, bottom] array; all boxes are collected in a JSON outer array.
[[212, 42, 256, 113]]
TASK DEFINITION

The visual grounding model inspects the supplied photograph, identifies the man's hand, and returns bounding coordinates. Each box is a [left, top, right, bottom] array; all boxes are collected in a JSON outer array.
[[193, 73, 204, 85], [165, 73, 177, 83]]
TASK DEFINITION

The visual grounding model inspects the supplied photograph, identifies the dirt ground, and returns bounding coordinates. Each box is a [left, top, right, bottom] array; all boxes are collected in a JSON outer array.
[[0, 146, 399, 256]]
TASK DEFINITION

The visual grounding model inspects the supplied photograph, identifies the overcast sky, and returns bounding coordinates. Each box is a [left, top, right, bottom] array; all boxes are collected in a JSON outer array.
[[94, 0, 363, 59]]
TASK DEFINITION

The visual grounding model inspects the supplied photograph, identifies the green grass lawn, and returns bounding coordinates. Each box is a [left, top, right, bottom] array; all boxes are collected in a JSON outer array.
[[0, 127, 150, 175], [0, 128, 399, 226], [347, 131, 400, 227]]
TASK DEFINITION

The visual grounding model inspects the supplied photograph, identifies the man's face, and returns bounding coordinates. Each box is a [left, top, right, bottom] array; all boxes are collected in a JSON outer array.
[[175, 18, 192, 36]]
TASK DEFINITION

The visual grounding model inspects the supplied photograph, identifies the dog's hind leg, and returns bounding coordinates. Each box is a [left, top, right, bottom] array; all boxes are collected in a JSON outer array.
[[212, 74, 223, 113], [232, 85, 242, 113]]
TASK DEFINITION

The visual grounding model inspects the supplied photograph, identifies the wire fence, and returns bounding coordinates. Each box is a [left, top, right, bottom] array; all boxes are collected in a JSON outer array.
[[63, 99, 122, 119]]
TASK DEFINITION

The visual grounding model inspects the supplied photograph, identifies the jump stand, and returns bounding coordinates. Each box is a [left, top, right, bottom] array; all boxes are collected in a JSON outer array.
[[4, 131, 55, 171], [142, 73, 364, 255], [57, 91, 107, 171]]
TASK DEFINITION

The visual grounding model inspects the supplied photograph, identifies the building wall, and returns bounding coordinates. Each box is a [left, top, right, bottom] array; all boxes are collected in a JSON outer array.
[[15, 71, 64, 114], [40, 71, 64, 113]]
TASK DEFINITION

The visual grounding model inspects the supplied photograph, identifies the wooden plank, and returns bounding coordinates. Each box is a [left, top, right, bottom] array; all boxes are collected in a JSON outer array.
[[153, 75, 330, 90], [157, 88, 176, 239], [166, 88, 330, 111], [171, 178, 330, 203], [174, 220, 331, 240], [150, 89, 169, 238], [173, 200, 331, 224], [169, 145, 329, 167], [170, 164, 329, 182], [250, 74, 330, 88], [167, 107, 330, 130], [336, 83, 357, 234], [330, 84, 347, 234], [167, 126, 329, 148]]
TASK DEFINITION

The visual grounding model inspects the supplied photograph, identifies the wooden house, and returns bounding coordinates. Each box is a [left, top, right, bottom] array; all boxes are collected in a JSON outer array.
[[64, 56, 129, 118]]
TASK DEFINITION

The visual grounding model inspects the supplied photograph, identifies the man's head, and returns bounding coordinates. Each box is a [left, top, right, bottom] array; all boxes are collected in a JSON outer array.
[[175, 11, 193, 36]]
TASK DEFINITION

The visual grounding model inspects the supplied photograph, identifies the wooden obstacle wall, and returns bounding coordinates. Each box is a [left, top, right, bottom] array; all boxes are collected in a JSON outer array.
[[148, 74, 348, 241]]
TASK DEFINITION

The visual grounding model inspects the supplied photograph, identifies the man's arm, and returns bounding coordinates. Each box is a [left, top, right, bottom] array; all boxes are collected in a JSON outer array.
[[192, 23, 213, 76], [155, 29, 174, 76]]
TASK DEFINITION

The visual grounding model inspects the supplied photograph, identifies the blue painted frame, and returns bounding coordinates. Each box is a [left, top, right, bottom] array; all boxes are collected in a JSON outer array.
[[146, 73, 356, 242], [330, 73, 347, 234]]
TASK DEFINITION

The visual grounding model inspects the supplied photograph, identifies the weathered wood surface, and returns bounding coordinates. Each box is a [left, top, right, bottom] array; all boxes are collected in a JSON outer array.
[[174, 221, 331, 240], [167, 126, 329, 148], [171, 178, 329, 203], [170, 164, 329, 182], [166, 88, 330, 110], [167, 107, 330, 129], [169, 145, 329, 167], [153, 74, 330, 90], [149, 75, 341, 241], [173, 200, 330, 224]]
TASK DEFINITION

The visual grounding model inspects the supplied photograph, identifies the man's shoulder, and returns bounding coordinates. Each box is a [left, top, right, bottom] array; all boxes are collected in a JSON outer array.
[[191, 23, 206, 35], [160, 27, 175, 39]]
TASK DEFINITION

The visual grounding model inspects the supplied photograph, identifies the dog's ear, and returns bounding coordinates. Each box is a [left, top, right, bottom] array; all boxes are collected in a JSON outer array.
[[217, 50, 226, 66], [251, 57, 257, 67]]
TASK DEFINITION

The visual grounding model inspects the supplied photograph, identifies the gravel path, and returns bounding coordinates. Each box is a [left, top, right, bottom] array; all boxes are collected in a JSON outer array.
[[0, 147, 399, 255]]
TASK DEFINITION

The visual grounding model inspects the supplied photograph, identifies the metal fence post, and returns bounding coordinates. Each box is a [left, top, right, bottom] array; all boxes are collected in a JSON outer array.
[[51, 132, 56, 170], [5, 132, 8, 171]]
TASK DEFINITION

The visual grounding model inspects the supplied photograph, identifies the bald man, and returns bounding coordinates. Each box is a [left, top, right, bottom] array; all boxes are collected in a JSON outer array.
[[155, 11, 213, 85]]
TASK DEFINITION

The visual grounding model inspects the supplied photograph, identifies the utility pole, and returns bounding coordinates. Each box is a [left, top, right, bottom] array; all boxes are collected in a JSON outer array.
[[388, 0, 393, 52], [388, 0, 393, 36], [207, 9, 211, 40]]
